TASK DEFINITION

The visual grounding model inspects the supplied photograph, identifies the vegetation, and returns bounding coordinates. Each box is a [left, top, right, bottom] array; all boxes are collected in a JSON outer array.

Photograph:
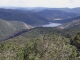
[[71, 32, 80, 57], [0, 27, 79, 60], [0, 19, 31, 41], [35, 10, 78, 21], [0, 8, 49, 26], [0, 8, 80, 60]]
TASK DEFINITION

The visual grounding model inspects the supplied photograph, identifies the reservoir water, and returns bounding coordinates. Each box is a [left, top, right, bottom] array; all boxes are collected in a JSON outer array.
[[42, 23, 61, 27]]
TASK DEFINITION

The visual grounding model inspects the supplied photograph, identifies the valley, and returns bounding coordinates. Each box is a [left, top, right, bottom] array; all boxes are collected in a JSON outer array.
[[42, 23, 61, 27], [0, 7, 80, 60]]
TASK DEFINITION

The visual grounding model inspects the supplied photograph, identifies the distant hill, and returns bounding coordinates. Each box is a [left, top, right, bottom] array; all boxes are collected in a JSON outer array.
[[35, 10, 79, 21], [58, 16, 80, 29], [53, 7, 80, 14], [0, 8, 79, 25], [53, 16, 80, 23], [32, 7, 80, 14], [0, 19, 32, 40], [1, 7, 80, 14], [0, 8, 49, 26], [0, 7, 48, 12]]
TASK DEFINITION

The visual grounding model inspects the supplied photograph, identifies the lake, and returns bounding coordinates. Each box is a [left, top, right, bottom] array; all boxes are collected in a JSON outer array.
[[42, 23, 62, 27]]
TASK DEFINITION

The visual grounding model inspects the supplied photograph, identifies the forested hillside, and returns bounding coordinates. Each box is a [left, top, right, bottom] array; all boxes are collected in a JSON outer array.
[[58, 16, 80, 29], [0, 19, 32, 41], [0, 27, 78, 60], [35, 10, 79, 21], [0, 8, 49, 26]]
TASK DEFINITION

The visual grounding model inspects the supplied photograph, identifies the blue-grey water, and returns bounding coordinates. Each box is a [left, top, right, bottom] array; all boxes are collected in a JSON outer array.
[[42, 23, 61, 27]]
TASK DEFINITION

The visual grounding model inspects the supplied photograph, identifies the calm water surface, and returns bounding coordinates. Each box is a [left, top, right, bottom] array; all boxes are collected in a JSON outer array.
[[42, 23, 62, 27]]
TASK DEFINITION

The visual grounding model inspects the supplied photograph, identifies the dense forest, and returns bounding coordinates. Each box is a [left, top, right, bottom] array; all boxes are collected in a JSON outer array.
[[0, 27, 80, 60]]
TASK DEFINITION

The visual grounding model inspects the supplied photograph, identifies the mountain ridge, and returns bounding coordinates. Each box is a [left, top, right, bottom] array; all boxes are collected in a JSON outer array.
[[0, 19, 32, 41], [35, 9, 79, 21], [58, 16, 80, 29], [0, 8, 49, 26]]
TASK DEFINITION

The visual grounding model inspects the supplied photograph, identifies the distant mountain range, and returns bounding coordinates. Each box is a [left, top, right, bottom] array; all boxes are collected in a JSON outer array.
[[1, 7, 80, 13], [0, 8, 49, 26], [52, 7, 80, 14], [32, 7, 80, 14], [0, 8, 79, 26], [35, 10, 79, 21]]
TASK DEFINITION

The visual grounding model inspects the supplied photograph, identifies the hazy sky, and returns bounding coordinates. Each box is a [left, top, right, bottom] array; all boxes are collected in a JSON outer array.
[[0, 0, 80, 8]]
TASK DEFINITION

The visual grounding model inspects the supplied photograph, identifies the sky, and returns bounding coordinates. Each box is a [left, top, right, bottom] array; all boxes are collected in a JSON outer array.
[[0, 0, 80, 8]]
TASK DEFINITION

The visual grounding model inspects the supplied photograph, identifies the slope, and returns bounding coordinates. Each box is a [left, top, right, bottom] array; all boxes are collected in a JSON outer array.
[[0, 19, 32, 40], [58, 16, 80, 29], [35, 10, 79, 21], [53, 7, 80, 14], [0, 27, 78, 60], [0, 8, 49, 26]]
